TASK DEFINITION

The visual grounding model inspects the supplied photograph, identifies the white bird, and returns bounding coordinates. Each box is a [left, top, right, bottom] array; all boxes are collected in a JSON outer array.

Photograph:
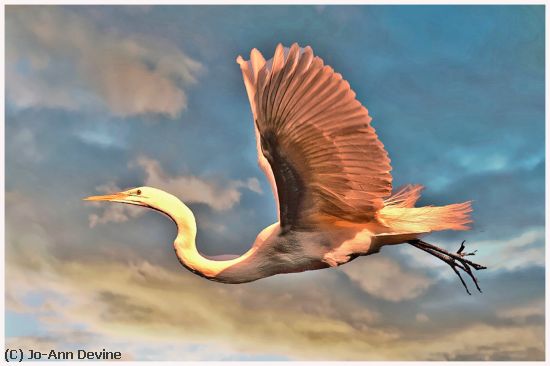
[[85, 43, 486, 294]]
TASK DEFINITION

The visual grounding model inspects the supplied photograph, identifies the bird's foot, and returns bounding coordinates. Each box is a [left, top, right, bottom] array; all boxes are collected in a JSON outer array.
[[457, 240, 478, 257], [407, 239, 487, 295]]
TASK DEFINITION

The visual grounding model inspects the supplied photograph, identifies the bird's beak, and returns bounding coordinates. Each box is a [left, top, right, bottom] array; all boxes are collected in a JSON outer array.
[[83, 191, 146, 207], [83, 192, 127, 202]]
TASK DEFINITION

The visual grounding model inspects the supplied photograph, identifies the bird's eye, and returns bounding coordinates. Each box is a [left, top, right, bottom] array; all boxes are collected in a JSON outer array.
[[136, 189, 141, 195]]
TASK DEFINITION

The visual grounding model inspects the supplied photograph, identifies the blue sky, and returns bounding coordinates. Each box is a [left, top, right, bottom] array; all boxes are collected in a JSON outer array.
[[5, 5, 544, 361]]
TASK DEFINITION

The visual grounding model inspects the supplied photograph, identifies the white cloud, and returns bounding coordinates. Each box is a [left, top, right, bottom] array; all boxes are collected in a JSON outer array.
[[236, 177, 263, 194], [398, 227, 544, 277], [134, 156, 262, 211], [340, 256, 434, 302], [87, 157, 262, 226], [75, 128, 125, 149], [466, 228, 544, 271], [492, 229, 545, 271], [6, 6, 202, 118]]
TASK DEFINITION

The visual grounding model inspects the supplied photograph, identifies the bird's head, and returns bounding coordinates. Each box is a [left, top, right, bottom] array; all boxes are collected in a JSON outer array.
[[84, 186, 194, 232], [83, 186, 171, 212]]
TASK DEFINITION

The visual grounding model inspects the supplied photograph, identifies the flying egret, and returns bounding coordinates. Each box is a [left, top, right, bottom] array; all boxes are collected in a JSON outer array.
[[85, 43, 486, 294]]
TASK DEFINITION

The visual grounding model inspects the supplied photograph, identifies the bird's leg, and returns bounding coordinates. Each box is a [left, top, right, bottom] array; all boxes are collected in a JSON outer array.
[[407, 239, 487, 295]]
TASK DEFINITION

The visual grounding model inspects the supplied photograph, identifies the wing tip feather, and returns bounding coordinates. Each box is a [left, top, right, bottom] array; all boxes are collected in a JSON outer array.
[[236, 55, 245, 66]]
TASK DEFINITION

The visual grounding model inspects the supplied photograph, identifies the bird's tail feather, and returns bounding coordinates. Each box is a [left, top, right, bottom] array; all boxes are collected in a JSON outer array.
[[383, 184, 424, 208], [379, 185, 472, 232]]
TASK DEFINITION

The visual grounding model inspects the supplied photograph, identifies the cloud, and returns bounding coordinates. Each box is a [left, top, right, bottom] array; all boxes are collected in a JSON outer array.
[[5, 228, 390, 360], [235, 177, 263, 194], [6, 189, 545, 361], [6, 6, 203, 117], [10, 127, 43, 162], [133, 156, 262, 211], [75, 128, 125, 150], [487, 227, 545, 271], [415, 313, 429, 323], [497, 298, 544, 322], [398, 227, 544, 278], [340, 255, 434, 301], [6, 255, 544, 361], [413, 324, 544, 361], [86, 157, 262, 226], [86, 182, 144, 228], [6, 336, 60, 355]]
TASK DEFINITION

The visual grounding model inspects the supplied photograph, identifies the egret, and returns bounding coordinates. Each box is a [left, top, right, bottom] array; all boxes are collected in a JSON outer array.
[[85, 43, 486, 294]]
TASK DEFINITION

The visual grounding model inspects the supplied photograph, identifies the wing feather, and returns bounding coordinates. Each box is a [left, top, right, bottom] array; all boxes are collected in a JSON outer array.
[[237, 43, 392, 230]]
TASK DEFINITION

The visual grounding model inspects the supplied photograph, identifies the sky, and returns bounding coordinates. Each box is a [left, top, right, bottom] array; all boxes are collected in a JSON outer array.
[[5, 5, 545, 361]]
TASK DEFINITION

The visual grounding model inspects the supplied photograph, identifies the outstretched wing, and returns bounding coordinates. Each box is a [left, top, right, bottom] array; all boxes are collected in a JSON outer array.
[[237, 43, 392, 231]]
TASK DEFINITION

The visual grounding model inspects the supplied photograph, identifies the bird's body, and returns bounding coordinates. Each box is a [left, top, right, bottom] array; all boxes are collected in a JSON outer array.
[[196, 223, 422, 284], [111, 187, 416, 284], [86, 43, 486, 293]]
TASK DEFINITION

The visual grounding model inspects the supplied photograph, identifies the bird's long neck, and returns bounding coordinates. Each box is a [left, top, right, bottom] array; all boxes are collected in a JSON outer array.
[[162, 196, 261, 283]]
